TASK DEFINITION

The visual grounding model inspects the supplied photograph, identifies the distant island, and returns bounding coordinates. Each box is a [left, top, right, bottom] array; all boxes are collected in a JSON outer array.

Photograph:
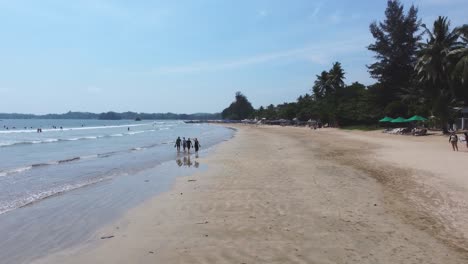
[[0, 111, 221, 120]]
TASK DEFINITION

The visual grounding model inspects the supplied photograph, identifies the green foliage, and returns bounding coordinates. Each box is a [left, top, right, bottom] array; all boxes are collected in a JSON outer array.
[[295, 94, 317, 121], [335, 82, 382, 126], [225, 1, 467, 132], [312, 71, 328, 99], [312, 62, 345, 100], [98, 112, 122, 120], [253, 65, 381, 126], [416, 17, 468, 129], [309, 62, 347, 124], [276, 103, 297, 120], [367, 0, 421, 105], [384, 101, 408, 117], [221, 92, 255, 120], [449, 25, 468, 90]]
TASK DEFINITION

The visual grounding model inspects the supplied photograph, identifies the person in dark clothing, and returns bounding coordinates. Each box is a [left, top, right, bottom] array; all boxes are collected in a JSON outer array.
[[174, 136, 181, 152], [186, 138, 192, 152], [194, 138, 201, 152], [464, 132, 468, 149]]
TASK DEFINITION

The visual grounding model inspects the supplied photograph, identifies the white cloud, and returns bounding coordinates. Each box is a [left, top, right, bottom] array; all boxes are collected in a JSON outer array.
[[303, 53, 329, 65], [150, 38, 368, 75]]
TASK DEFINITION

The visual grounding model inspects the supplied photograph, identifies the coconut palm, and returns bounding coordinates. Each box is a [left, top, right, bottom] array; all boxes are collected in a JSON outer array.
[[312, 71, 329, 99], [416, 17, 461, 91], [448, 25, 468, 105], [328, 62, 346, 92], [312, 62, 345, 100], [449, 25, 468, 84], [415, 17, 463, 131]]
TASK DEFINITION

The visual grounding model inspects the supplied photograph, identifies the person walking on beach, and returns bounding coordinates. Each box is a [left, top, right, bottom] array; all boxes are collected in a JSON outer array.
[[194, 138, 201, 153], [449, 132, 459, 151], [174, 136, 181, 152], [182, 137, 187, 152], [464, 132, 468, 149], [186, 138, 192, 152]]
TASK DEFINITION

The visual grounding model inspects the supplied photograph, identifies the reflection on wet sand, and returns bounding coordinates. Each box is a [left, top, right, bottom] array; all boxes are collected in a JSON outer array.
[[176, 154, 199, 168]]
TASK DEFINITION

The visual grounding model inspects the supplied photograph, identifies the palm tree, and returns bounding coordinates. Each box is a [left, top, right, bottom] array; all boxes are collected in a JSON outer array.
[[415, 16, 462, 130], [312, 62, 346, 100], [312, 71, 329, 100], [416, 17, 460, 89], [449, 25, 468, 84], [448, 25, 468, 104], [328, 62, 346, 92]]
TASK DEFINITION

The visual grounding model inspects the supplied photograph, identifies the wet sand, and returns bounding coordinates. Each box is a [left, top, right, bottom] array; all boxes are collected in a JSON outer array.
[[36, 125, 468, 263]]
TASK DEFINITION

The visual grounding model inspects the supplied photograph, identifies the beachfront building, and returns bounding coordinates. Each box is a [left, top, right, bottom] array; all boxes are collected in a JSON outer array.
[[456, 107, 468, 130]]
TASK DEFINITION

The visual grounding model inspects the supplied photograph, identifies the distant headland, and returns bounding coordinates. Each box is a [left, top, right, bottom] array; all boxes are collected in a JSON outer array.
[[0, 111, 221, 120]]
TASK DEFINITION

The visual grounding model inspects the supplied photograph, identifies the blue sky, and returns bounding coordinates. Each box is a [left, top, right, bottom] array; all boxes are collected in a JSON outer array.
[[0, 0, 466, 114]]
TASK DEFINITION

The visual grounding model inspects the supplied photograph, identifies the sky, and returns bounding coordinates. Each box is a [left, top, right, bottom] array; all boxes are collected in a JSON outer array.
[[0, 0, 466, 114]]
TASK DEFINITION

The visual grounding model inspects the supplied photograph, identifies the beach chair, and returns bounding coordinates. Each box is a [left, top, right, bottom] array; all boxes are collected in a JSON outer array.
[[400, 127, 411, 135], [412, 128, 427, 136]]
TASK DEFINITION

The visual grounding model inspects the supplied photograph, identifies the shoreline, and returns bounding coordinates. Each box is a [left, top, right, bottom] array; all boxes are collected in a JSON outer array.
[[0, 123, 234, 264], [36, 125, 468, 263], [1, 156, 204, 264]]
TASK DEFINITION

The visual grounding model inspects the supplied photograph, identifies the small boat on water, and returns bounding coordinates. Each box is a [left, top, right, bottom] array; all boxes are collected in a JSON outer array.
[[135, 117, 142, 121]]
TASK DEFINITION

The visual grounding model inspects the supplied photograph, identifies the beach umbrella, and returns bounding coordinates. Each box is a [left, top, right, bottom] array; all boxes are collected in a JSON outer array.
[[407, 115, 428, 121], [390, 117, 409, 123], [379, 116, 394, 122]]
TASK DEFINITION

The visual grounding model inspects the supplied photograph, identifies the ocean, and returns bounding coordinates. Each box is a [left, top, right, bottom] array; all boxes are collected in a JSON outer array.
[[0, 119, 234, 263]]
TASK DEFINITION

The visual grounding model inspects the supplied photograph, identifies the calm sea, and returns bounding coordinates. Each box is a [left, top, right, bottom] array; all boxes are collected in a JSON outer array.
[[0, 119, 234, 263]]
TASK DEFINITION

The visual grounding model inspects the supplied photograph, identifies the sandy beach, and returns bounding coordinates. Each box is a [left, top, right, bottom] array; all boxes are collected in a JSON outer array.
[[36, 125, 468, 264]]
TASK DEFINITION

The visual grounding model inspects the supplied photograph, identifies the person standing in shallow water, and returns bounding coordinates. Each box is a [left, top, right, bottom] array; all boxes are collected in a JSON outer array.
[[194, 138, 201, 153], [186, 138, 192, 152], [449, 132, 459, 151], [174, 136, 181, 152], [182, 137, 187, 152]]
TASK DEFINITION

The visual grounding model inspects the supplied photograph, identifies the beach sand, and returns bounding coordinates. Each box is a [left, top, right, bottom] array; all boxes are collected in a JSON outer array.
[[35, 125, 468, 264]]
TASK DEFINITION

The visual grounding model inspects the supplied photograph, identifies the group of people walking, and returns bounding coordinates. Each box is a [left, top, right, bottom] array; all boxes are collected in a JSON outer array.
[[174, 137, 201, 153]]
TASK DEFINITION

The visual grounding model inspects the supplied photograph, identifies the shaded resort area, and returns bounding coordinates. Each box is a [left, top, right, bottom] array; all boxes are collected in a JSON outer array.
[[375, 108, 468, 137], [379, 115, 430, 136]]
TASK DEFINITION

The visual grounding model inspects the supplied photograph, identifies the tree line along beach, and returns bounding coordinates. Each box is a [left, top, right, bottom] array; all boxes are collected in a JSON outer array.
[[1, 0, 468, 263]]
